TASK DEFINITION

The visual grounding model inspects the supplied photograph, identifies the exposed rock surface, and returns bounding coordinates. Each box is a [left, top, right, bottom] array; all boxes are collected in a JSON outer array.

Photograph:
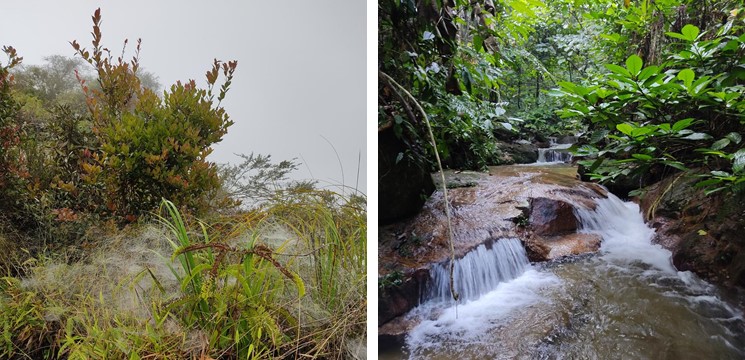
[[640, 173, 745, 289], [379, 125, 435, 224], [529, 198, 578, 235], [378, 269, 428, 325], [379, 165, 608, 326], [525, 233, 602, 262], [498, 142, 538, 164]]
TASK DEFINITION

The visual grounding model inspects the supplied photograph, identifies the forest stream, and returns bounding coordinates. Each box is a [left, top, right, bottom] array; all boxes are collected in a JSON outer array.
[[379, 164, 745, 359]]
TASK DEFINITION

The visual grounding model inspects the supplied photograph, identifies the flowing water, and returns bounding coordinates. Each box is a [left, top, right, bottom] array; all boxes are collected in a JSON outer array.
[[536, 143, 573, 164], [381, 191, 745, 359]]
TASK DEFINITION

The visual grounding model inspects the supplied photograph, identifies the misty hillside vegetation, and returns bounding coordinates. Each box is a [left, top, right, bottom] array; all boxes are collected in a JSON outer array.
[[0, 9, 365, 360]]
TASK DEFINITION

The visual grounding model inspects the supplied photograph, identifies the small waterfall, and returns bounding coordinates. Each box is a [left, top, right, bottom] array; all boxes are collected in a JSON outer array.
[[427, 238, 530, 303], [573, 193, 676, 272], [402, 182, 744, 359], [536, 143, 573, 164]]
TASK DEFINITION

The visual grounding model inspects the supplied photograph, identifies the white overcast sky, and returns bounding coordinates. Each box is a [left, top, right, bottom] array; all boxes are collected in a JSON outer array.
[[1, 0, 367, 193]]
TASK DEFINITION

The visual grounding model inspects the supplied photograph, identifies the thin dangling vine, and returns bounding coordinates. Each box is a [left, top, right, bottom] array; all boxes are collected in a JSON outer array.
[[379, 71, 460, 311]]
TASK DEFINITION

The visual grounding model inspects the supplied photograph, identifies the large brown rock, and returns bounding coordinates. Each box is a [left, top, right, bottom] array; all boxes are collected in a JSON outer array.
[[378, 269, 429, 325], [525, 233, 602, 261], [529, 197, 578, 235]]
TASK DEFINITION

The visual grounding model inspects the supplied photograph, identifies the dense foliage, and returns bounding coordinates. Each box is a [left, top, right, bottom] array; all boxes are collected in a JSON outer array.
[[1, 8, 366, 360], [379, 0, 745, 196], [0, 9, 237, 245], [558, 18, 745, 195]]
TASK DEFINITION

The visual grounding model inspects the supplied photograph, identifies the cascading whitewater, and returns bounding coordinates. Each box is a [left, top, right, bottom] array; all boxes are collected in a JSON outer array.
[[536, 143, 573, 164], [400, 178, 744, 359], [427, 238, 531, 303], [573, 192, 676, 273]]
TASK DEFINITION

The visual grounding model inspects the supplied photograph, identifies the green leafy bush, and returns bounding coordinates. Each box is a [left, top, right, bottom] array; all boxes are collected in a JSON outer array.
[[554, 16, 745, 194], [71, 9, 237, 218]]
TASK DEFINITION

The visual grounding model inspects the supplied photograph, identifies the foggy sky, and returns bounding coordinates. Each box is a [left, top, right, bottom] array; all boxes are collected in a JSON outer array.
[[1, 0, 367, 193]]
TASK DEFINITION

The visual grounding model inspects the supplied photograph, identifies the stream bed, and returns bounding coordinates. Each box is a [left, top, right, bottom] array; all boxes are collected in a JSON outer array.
[[380, 172, 745, 359]]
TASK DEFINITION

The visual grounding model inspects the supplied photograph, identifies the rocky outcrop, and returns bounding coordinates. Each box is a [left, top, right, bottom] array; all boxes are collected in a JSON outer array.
[[523, 197, 602, 261], [498, 142, 538, 164], [641, 173, 745, 289], [525, 233, 602, 261], [379, 125, 435, 224], [378, 269, 429, 325], [529, 198, 577, 235], [379, 165, 609, 327]]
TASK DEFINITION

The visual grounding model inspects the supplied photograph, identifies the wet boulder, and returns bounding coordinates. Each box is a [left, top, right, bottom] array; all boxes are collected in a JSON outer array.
[[378, 269, 429, 325], [529, 197, 578, 235], [497, 142, 538, 164], [525, 233, 602, 261]]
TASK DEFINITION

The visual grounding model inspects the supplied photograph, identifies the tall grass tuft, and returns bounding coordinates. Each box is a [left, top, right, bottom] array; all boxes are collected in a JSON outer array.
[[0, 191, 366, 359], [267, 191, 367, 359]]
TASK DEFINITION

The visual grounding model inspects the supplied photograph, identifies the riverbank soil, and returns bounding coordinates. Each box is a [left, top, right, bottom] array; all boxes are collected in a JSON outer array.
[[641, 173, 745, 296]]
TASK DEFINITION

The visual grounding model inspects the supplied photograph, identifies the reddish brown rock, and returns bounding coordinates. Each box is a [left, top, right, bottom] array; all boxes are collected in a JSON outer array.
[[525, 233, 602, 261], [529, 197, 578, 235], [378, 269, 429, 325]]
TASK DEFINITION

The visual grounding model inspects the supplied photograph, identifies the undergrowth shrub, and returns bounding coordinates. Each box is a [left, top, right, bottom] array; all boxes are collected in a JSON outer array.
[[555, 13, 745, 195], [0, 193, 366, 360]]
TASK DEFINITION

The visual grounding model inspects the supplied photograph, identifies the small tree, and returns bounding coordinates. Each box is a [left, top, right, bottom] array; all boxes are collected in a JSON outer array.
[[71, 8, 237, 218], [0, 46, 25, 213]]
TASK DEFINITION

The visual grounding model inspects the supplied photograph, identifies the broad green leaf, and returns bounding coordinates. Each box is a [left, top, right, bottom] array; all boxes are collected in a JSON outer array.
[[704, 187, 728, 195], [632, 153, 653, 161], [590, 129, 609, 144], [691, 76, 713, 95], [682, 132, 712, 140], [677, 69, 695, 88], [626, 55, 643, 76], [666, 32, 692, 41], [733, 148, 745, 173], [617, 123, 634, 136], [557, 81, 577, 93], [662, 161, 687, 171], [672, 118, 694, 131], [695, 178, 722, 187], [711, 170, 731, 177], [600, 33, 621, 42], [509, 0, 536, 17], [605, 63, 631, 78], [595, 88, 613, 98], [638, 65, 659, 81], [631, 126, 656, 138], [473, 35, 483, 51], [711, 138, 730, 150], [461, 68, 473, 93], [681, 24, 700, 41]]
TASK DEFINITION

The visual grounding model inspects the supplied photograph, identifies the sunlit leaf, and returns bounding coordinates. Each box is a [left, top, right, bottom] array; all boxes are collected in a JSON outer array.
[[632, 153, 652, 161], [681, 24, 700, 41], [626, 55, 643, 76], [605, 63, 631, 78], [677, 69, 695, 89], [616, 123, 634, 136], [672, 118, 694, 132]]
